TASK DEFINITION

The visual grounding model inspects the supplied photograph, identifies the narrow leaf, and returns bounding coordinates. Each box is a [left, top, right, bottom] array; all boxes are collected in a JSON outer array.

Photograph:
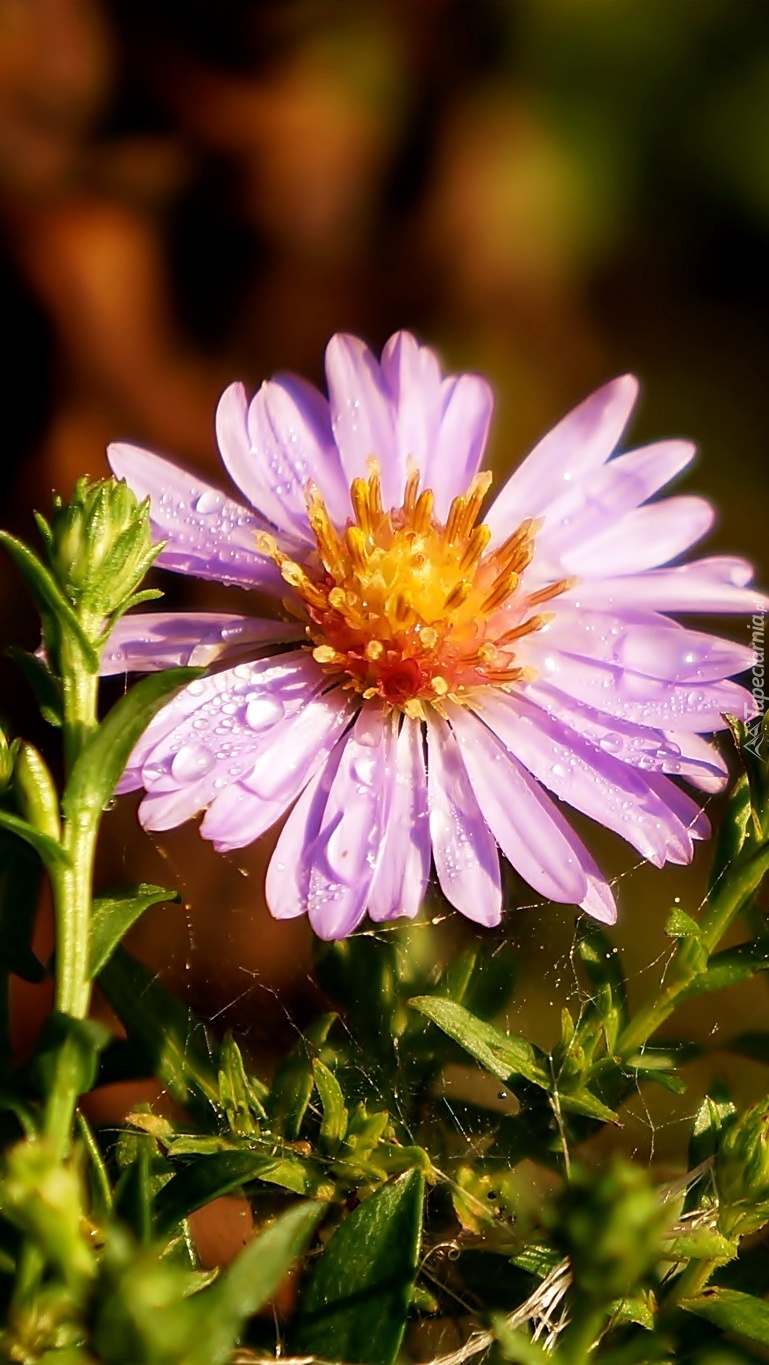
[[409, 996, 549, 1089], [0, 809, 69, 868], [682, 1287, 769, 1345], [63, 667, 203, 821], [313, 1058, 348, 1153], [155, 1150, 328, 1234], [294, 1169, 424, 1365], [188, 1201, 324, 1365], [89, 883, 179, 978], [681, 941, 769, 998], [556, 1088, 620, 1125]]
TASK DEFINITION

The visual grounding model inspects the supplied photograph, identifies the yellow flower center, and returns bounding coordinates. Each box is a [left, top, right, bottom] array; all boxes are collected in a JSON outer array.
[[259, 465, 574, 717]]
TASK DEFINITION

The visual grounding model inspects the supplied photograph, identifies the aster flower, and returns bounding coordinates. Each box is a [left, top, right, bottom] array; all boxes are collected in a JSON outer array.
[[104, 332, 764, 938]]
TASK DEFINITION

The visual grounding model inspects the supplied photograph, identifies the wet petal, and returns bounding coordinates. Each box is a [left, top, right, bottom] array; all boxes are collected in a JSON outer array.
[[474, 691, 697, 868], [425, 714, 502, 926], [325, 334, 398, 503], [108, 442, 278, 590], [102, 612, 302, 674], [368, 715, 430, 922], [486, 375, 639, 540], [565, 556, 769, 614], [536, 608, 755, 683]]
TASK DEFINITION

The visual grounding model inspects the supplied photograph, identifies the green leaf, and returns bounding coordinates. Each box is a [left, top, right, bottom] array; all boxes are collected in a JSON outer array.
[[313, 1058, 348, 1153], [155, 1150, 329, 1234], [607, 1292, 656, 1330], [294, 1169, 423, 1365], [0, 832, 45, 982], [663, 1228, 737, 1261], [681, 940, 769, 998], [268, 1013, 336, 1139], [556, 1088, 620, 1125], [685, 1087, 735, 1214], [682, 1287, 769, 1346], [409, 996, 549, 1090], [114, 1144, 154, 1244], [511, 1243, 562, 1279], [29, 1012, 109, 1105], [89, 883, 179, 978], [63, 667, 203, 821], [6, 648, 63, 727], [218, 1032, 268, 1135], [709, 770, 753, 885], [0, 809, 69, 869], [0, 530, 99, 670], [665, 908, 703, 940], [98, 947, 219, 1122], [188, 1201, 324, 1365], [576, 925, 628, 1042]]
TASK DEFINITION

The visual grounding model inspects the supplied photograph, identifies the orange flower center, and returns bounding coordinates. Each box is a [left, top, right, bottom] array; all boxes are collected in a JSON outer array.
[[259, 465, 574, 717]]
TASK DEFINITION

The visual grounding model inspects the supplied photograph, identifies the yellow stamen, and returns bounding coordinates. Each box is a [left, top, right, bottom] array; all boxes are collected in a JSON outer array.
[[256, 466, 564, 712]]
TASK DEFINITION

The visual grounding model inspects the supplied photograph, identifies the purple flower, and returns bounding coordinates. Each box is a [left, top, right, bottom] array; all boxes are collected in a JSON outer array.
[[105, 332, 765, 938]]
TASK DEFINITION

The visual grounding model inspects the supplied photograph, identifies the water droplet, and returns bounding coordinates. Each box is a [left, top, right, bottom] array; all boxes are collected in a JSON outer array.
[[352, 754, 378, 787], [171, 744, 216, 782], [187, 679, 206, 696], [194, 489, 223, 514], [246, 695, 285, 730], [599, 734, 623, 754]]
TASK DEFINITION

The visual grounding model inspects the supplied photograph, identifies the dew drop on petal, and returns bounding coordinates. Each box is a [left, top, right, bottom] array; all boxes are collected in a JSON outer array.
[[351, 754, 378, 788], [171, 744, 216, 782], [194, 490, 223, 514], [246, 695, 286, 730]]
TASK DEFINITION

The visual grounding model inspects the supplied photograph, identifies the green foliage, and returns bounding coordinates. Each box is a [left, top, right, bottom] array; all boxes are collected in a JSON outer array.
[[2, 478, 769, 1364]]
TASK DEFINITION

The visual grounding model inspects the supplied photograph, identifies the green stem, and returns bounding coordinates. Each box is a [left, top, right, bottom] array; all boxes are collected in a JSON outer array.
[[618, 843, 769, 1057], [666, 1255, 719, 1308]]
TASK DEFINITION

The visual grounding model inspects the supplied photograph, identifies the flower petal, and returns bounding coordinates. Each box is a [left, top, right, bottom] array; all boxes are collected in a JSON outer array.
[[562, 496, 715, 576], [325, 333, 398, 504], [201, 687, 353, 851], [427, 375, 495, 518], [127, 651, 325, 824], [425, 714, 502, 926], [266, 707, 396, 939], [108, 442, 277, 589], [565, 556, 769, 614], [368, 715, 430, 922], [447, 704, 616, 921], [536, 439, 697, 555], [243, 376, 349, 530], [101, 612, 302, 675], [535, 608, 755, 683], [522, 644, 753, 731], [473, 691, 697, 868], [486, 375, 639, 540]]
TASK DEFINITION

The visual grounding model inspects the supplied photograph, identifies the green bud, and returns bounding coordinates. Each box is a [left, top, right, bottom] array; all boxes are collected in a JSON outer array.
[[0, 728, 15, 793], [546, 1159, 670, 1304], [716, 1098, 769, 1236], [49, 477, 157, 619], [13, 742, 60, 841], [2, 1137, 94, 1289]]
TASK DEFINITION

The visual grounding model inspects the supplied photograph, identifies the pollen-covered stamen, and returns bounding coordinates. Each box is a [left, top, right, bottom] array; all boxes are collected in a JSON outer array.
[[259, 465, 569, 711]]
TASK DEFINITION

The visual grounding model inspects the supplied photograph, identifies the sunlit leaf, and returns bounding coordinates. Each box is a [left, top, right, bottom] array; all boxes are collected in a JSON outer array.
[[89, 883, 179, 978], [155, 1150, 330, 1233], [409, 996, 549, 1090]]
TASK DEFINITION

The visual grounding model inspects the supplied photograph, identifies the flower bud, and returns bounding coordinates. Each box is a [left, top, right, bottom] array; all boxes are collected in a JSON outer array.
[[716, 1099, 769, 1235], [49, 477, 156, 619], [13, 742, 60, 842]]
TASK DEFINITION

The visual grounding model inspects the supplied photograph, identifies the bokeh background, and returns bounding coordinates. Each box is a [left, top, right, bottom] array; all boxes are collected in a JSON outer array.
[[2, 0, 769, 1173]]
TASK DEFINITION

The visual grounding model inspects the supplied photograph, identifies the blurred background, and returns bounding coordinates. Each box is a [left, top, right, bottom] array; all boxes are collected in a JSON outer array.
[[2, 0, 769, 1173]]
